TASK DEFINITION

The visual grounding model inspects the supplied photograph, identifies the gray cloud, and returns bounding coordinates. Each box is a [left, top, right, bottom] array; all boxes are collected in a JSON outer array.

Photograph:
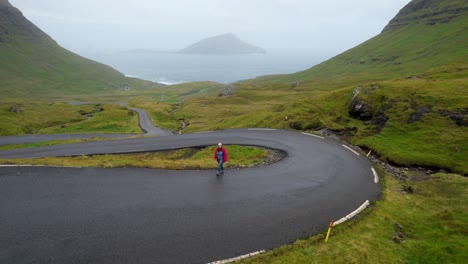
[[9, 0, 411, 56]]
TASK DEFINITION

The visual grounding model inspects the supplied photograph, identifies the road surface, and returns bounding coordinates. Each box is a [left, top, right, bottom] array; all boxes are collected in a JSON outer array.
[[0, 128, 380, 264]]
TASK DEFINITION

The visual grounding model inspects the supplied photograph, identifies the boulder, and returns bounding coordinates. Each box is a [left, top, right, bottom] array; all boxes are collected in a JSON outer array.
[[372, 102, 394, 133], [349, 87, 373, 120], [408, 106, 431, 123], [439, 110, 468, 126], [9, 106, 22, 113], [219, 84, 238, 97]]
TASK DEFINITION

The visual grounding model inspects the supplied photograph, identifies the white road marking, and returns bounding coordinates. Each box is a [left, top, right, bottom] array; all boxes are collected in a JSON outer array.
[[371, 167, 379, 184], [208, 250, 266, 264], [301, 132, 324, 139], [333, 200, 370, 226], [247, 128, 276, 131], [342, 145, 360, 156], [195, 131, 214, 134], [0, 165, 82, 168]]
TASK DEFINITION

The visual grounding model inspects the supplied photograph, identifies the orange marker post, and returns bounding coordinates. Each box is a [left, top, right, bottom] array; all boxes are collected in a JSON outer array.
[[325, 220, 334, 242]]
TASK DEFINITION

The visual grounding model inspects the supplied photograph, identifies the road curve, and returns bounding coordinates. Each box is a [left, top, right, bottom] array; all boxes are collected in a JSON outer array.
[[0, 129, 380, 264], [127, 107, 173, 136], [68, 101, 172, 136], [0, 105, 171, 146]]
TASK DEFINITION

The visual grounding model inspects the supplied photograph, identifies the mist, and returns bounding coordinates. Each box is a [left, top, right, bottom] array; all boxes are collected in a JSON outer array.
[[10, 0, 411, 57]]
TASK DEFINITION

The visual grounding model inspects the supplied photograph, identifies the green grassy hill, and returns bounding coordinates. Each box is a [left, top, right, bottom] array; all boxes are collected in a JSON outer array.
[[243, 0, 468, 89], [165, 0, 467, 173], [0, 0, 157, 100]]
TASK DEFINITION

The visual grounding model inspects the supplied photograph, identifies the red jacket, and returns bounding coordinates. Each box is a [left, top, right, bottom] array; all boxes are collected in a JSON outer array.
[[214, 147, 228, 163]]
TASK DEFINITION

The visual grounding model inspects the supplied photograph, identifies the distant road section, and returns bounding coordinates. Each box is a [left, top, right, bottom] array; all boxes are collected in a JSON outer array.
[[69, 102, 172, 136], [127, 107, 172, 136], [0, 103, 172, 146]]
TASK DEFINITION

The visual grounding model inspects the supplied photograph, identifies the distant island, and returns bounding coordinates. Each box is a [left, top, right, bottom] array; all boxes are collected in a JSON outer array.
[[178, 33, 266, 55]]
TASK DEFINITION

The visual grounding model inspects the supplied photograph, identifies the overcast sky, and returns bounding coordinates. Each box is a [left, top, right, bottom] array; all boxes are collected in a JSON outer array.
[[10, 0, 411, 56]]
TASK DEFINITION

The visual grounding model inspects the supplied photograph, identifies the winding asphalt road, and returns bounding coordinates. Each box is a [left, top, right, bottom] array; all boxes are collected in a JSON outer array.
[[0, 105, 171, 146], [126, 107, 172, 136], [0, 128, 380, 264]]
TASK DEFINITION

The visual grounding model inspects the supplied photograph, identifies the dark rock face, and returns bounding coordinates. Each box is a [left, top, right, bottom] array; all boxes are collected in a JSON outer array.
[[382, 0, 468, 32], [349, 85, 394, 133], [372, 102, 393, 133], [289, 122, 302, 130], [406, 107, 467, 126], [439, 109, 468, 126], [408, 106, 432, 123], [349, 86, 373, 120], [0, 0, 52, 42], [402, 185, 414, 194], [9, 106, 21, 113], [218, 84, 238, 97]]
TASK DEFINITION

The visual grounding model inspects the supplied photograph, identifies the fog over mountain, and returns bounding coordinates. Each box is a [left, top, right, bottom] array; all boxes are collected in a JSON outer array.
[[9, 0, 411, 57], [178, 33, 266, 54]]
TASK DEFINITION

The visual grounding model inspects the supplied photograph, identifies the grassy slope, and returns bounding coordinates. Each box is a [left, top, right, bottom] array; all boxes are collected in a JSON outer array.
[[241, 172, 467, 264], [242, 7, 468, 88], [0, 0, 159, 100], [257, 74, 468, 174], [0, 102, 141, 135], [288, 18, 467, 86], [0, 81, 223, 137], [0, 36, 161, 100], [156, 11, 468, 173]]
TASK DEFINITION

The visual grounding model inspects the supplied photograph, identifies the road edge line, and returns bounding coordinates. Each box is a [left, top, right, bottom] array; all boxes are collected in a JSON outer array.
[[301, 132, 324, 139], [333, 200, 370, 226], [208, 250, 266, 264], [342, 145, 360, 156], [371, 167, 379, 184], [0, 164, 82, 168], [247, 128, 276, 131]]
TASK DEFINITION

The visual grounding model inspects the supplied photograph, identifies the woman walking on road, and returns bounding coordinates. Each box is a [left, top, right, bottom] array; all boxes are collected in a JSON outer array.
[[214, 142, 228, 176]]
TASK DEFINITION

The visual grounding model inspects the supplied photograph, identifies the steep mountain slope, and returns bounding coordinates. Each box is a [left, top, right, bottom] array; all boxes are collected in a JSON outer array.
[[243, 0, 467, 88], [382, 0, 467, 32], [178, 33, 266, 54], [0, 0, 155, 99]]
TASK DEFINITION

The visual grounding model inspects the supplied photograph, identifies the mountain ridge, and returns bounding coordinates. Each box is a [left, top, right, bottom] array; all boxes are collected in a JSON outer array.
[[383, 0, 468, 32], [243, 0, 467, 88], [0, 0, 52, 42], [0, 0, 157, 99]]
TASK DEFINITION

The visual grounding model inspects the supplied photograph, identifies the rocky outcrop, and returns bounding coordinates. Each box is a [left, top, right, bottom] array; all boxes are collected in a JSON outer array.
[[218, 84, 238, 97], [406, 106, 467, 126], [349, 85, 393, 133], [9, 105, 21, 113], [408, 106, 432, 123], [372, 102, 392, 133], [382, 0, 468, 32], [439, 109, 468, 126], [349, 86, 373, 120]]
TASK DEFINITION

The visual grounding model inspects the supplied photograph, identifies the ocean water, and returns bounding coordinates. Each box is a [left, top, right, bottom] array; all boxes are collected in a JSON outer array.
[[88, 52, 324, 85]]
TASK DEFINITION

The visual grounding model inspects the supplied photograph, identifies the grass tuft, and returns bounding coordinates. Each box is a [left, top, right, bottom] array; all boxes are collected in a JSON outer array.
[[0, 145, 271, 170]]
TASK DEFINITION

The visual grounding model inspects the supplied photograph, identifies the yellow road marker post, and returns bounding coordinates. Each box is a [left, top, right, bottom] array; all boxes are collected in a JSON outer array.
[[366, 150, 372, 157], [325, 220, 334, 242]]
